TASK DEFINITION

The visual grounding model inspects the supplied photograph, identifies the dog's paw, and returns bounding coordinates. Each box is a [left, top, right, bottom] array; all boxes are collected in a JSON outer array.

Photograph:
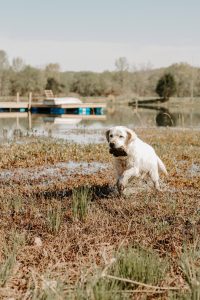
[[117, 179, 125, 195]]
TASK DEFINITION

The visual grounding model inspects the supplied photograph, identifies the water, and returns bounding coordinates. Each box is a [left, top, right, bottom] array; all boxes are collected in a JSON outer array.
[[0, 161, 109, 184], [0, 103, 200, 143]]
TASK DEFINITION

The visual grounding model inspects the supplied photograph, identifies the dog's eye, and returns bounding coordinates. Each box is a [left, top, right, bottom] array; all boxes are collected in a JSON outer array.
[[110, 134, 113, 138], [119, 135, 124, 138]]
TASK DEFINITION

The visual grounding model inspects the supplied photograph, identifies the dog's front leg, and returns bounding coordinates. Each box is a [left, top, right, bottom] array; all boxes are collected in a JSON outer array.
[[117, 167, 139, 194]]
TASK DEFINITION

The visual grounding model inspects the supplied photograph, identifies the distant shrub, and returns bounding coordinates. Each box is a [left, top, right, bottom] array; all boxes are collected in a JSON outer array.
[[156, 73, 176, 100], [45, 77, 65, 95]]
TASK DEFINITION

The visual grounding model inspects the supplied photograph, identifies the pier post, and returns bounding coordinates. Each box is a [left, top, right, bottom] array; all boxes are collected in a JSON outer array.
[[28, 92, 32, 111], [28, 111, 32, 130], [16, 92, 19, 102]]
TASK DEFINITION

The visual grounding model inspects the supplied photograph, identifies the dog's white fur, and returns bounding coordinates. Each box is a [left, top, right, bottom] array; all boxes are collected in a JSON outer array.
[[106, 126, 167, 193]]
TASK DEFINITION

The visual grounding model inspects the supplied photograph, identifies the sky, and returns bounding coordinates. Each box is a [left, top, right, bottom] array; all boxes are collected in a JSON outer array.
[[0, 0, 200, 71]]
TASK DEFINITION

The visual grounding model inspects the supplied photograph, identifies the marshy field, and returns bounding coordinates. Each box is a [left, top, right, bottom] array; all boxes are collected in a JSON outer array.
[[0, 127, 200, 299]]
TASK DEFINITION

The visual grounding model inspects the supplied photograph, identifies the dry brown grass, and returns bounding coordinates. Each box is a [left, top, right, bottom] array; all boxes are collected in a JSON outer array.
[[0, 128, 199, 299]]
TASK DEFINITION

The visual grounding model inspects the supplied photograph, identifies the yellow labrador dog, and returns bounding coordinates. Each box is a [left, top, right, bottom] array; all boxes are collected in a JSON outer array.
[[106, 126, 167, 193]]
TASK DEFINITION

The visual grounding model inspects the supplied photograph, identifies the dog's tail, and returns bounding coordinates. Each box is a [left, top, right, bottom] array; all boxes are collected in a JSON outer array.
[[157, 156, 168, 175]]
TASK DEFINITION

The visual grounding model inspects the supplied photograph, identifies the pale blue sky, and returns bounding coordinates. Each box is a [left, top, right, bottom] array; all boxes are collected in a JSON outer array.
[[0, 0, 199, 71]]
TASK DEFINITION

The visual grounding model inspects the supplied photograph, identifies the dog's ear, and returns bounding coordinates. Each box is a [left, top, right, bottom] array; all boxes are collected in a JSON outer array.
[[126, 128, 136, 143], [105, 130, 110, 142]]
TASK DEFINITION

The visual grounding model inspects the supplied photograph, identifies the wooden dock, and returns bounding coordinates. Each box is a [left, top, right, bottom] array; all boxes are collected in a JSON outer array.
[[0, 102, 29, 109], [32, 114, 106, 121], [35, 103, 106, 109], [0, 101, 106, 110]]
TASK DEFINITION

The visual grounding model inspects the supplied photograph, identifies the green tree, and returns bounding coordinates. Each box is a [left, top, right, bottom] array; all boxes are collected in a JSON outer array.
[[45, 63, 60, 81], [12, 57, 25, 72], [45, 77, 65, 95], [115, 57, 129, 93], [155, 73, 176, 100], [0, 50, 10, 96], [10, 66, 45, 95], [0, 50, 9, 70], [168, 63, 197, 97], [60, 71, 75, 94], [70, 72, 102, 96]]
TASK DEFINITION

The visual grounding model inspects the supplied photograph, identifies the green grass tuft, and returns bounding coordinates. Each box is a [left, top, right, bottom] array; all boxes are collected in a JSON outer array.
[[46, 202, 64, 233], [72, 186, 92, 221]]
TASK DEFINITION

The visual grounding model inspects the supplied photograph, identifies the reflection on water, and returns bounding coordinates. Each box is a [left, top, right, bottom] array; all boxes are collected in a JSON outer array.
[[0, 104, 200, 141], [135, 105, 177, 127], [107, 104, 200, 128], [156, 109, 176, 127]]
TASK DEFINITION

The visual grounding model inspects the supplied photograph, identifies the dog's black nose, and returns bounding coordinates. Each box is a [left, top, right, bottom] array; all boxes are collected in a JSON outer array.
[[109, 142, 115, 148]]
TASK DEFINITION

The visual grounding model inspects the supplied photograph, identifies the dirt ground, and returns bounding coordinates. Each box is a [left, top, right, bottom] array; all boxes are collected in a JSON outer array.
[[0, 128, 199, 299]]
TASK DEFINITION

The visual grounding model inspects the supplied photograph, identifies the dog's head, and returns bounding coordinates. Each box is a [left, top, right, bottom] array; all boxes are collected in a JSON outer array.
[[105, 126, 136, 157]]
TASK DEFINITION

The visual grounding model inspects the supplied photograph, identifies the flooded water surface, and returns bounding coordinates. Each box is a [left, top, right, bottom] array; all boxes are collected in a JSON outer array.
[[0, 161, 110, 186], [0, 102, 200, 143]]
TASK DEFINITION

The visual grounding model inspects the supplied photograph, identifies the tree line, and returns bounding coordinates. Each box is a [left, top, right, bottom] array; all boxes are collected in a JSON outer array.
[[0, 50, 200, 99]]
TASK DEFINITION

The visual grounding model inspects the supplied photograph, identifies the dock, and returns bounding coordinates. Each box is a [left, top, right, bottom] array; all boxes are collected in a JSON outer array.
[[0, 95, 107, 129], [0, 99, 107, 129], [35, 103, 106, 109], [0, 101, 106, 110], [0, 102, 29, 109]]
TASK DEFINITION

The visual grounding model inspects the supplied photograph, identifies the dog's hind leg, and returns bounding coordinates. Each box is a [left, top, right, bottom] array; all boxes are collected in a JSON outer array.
[[140, 171, 149, 184], [150, 169, 161, 191]]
